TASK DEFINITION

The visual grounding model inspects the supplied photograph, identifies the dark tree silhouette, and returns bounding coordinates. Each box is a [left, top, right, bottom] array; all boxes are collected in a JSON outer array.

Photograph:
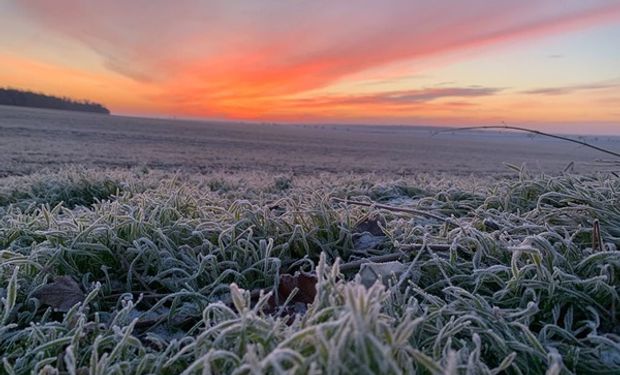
[[0, 88, 110, 114]]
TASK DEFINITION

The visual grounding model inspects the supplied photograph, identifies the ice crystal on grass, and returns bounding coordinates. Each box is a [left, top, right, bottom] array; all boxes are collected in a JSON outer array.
[[0, 167, 619, 374]]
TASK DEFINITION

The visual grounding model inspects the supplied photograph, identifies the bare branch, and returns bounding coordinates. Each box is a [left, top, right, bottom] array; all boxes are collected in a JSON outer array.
[[332, 197, 448, 222], [435, 125, 620, 159]]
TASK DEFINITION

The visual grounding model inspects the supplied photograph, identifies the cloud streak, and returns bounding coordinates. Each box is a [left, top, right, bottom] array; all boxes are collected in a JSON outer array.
[[288, 87, 502, 107], [17, 2, 620, 90], [7, 0, 620, 129], [523, 80, 620, 95]]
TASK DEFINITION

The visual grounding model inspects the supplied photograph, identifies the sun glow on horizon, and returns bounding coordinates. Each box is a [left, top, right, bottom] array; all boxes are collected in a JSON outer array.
[[1, 0, 619, 134]]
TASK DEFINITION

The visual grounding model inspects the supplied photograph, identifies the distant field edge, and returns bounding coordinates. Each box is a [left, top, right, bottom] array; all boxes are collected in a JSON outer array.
[[0, 88, 110, 114]]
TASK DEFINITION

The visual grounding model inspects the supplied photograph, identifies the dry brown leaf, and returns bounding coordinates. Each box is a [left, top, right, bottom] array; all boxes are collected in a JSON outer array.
[[33, 276, 85, 312], [278, 272, 317, 304], [263, 271, 318, 322]]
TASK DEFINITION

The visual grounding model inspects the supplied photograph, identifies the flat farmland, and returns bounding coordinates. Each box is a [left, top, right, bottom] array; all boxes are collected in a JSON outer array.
[[1, 105, 618, 176], [2, 105, 620, 373]]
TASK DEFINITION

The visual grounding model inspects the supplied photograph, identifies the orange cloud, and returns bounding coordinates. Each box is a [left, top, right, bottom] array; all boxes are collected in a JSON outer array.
[[146, 1, 620, 118], [6, 0, 620, 130]]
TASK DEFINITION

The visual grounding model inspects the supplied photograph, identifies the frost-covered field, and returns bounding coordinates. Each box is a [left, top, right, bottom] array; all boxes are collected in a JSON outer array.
[[1, 167, 619, 374], [2, 105, 620, 177]]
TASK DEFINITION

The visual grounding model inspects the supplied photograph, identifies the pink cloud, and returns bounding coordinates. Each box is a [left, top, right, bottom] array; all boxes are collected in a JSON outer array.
[[14, 0, 620, 117]]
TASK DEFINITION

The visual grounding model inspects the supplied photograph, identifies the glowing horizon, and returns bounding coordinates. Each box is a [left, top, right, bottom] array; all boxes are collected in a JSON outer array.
[[1, 0, 619, 134]]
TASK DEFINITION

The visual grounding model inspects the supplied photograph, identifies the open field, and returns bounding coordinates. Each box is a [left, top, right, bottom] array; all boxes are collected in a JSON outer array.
[[0, 168, 619, 374], [1, 106, 619, 374], [1, 105, 619, 177], [2, 0, 619, 373]]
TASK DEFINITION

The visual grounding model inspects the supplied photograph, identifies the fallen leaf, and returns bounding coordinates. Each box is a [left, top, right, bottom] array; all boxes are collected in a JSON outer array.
[[264, 271, 318, 322], [592, 219, 603, 252], [277, 272, 317, 304], [483, 218, 501, 231], [353, 232, 386, 251], [33, 276, 85, 312], [359, 261, 406, 288], [354, 216, 386, 236]]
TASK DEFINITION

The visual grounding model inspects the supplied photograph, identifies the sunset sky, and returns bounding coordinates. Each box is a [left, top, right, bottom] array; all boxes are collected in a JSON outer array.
[[1, 0, 619, 133]]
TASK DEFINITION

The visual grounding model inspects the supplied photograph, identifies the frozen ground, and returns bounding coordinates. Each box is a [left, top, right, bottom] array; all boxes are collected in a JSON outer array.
[[1, 105, 620, 373], [1, 168, 619, 373], [1, 105, 618, 177]]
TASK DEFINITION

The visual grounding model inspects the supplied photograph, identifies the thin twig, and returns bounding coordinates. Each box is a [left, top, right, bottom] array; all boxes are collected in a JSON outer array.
[[332, 197, 447, 222], [339, 253, 404, 272], [340, 244, 457, 272], [435, 125, 620, 159], [400, 243, 452, 252]]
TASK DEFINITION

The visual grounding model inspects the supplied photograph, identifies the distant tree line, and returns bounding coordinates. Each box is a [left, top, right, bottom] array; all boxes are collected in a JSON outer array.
[[0, 88, 110, 114]]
